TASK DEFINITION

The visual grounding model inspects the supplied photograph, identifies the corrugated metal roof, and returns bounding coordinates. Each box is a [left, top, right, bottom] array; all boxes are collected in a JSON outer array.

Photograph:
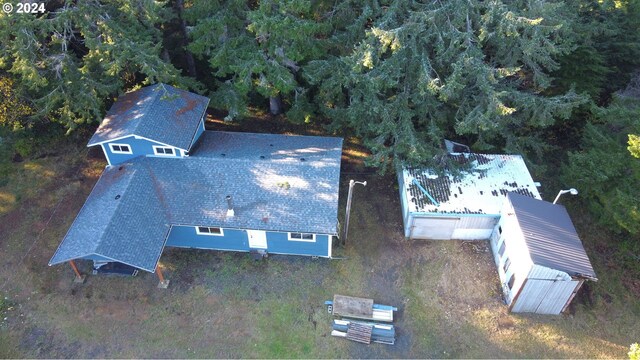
[[49, 131, 342, 272], [508, 192, 597, 280], [87, 84, 209, 150], [402, 154, 541, 215]]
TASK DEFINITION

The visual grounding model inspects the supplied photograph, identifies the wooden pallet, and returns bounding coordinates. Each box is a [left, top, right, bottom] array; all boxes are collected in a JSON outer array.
[[346, 323, 373, 344]]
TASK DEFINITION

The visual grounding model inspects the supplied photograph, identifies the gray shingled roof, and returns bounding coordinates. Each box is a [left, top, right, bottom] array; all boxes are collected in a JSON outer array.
[[508, 193, 597, 280], [50, 131, 343, 272], [87, 84, 209, 150], [154, 131, 342, 232], [49, 164, 170, 272]]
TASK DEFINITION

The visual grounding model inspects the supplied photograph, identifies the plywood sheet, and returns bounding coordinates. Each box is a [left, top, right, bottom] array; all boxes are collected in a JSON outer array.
[[333, 295, 373, 318]]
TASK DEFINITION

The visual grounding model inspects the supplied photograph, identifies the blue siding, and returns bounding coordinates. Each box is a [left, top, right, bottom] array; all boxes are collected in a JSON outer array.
[[266, 232, 330, 257], [166, 226, 248, 251], [102, 136, 183, 165], [165, 225, 331, 257], [191, 119, 206, 149]]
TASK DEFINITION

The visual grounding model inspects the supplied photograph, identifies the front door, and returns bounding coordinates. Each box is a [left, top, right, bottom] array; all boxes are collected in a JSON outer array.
[[247, 230, 267, 249]]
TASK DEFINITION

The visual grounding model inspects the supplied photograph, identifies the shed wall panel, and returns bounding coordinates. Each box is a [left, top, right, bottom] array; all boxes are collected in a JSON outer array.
[[491, 201, 533, 304], [398, 171, 410, 238], [536, 280, 580, 314], [410, 215, 498, 240], [511, 278, 579, 314], [411, 217, 459, 240], [511, 279, 554, 313], [528, 265, 571, 281], [451, 228, 494, 240]]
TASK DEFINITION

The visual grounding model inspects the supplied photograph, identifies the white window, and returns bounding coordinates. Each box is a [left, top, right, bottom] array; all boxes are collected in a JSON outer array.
[[109, 143, 132, 154], [288, 232, 315, 242], [153, 146, 175, 156], [195, 226, 224, 236]]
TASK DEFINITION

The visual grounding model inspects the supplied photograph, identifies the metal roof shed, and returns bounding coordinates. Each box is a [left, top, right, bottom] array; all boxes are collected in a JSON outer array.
[[398, 153, 541, 240], [490, 193, 597, 314]]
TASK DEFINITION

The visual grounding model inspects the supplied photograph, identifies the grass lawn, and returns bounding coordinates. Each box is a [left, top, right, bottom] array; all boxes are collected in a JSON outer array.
[[0, 114, 638, 358]]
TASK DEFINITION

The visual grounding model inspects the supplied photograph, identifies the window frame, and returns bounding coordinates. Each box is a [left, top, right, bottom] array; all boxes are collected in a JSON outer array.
[[288, 232, 316, 242], [498, 241, 506, 258], [502, 257, 512, 274], [152, 145, 175, 156], [507, 274, 516, 290], [109, 143, 133, 154], [195, 226, 224, 236]]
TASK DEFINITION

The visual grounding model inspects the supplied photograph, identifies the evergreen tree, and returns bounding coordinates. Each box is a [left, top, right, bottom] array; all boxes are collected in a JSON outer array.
[[554, 0, 640, 102], [0, 75, 32, 129], [563, 87, 640, 234], [0, 0, 191, 130], [186, 0, 327, 119], [306, 0, 585, 168]]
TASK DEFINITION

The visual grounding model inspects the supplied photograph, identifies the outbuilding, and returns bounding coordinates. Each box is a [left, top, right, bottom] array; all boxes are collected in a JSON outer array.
[[398, 153, 541, 240], [491, 192, 597, 314]]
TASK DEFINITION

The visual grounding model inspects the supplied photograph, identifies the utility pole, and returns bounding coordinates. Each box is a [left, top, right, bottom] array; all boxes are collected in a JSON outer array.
[[342, 179, 367, 246]]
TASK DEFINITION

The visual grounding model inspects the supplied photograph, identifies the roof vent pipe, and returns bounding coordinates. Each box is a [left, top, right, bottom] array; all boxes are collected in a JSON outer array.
[[226, 195, 234, 217]]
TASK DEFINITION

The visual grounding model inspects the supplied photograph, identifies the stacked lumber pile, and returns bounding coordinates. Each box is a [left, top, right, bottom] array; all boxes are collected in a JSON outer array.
[[326, 294, 397, 345]]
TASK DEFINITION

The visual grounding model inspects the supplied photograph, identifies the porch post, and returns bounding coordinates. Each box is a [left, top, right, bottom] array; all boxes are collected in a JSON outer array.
[[69, 260, 86, 283], [156, 264, 170, 289]]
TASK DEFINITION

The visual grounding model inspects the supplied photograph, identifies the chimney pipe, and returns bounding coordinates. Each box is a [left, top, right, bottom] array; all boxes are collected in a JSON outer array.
[[226, 195, 234, 217]]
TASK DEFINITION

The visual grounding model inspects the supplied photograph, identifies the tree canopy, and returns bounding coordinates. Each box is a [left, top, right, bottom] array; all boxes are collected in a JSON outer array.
[[563, 87, 640, 234], [306, 0, 585, 167], [1, 0, 640, 234], [0, 0, 190, 131]]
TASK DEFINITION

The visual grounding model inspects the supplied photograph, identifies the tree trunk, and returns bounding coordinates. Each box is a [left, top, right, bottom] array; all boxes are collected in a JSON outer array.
[[175, 0, 197, 78], [162, 48, 171, 63], [269, 95, 283, 115]]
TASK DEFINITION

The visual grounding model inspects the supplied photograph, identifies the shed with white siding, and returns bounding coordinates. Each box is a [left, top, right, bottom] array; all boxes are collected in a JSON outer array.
[[398, 153, 541, 240], [490, 193, 597, 314]]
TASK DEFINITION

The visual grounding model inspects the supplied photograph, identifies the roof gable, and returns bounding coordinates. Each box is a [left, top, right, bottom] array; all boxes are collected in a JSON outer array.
[[87, 84, 209, 150], [508, 192, 597, 280], [49, 164, 170, 272], [403, 153, 541, 215], [50, 131, 343, 272]]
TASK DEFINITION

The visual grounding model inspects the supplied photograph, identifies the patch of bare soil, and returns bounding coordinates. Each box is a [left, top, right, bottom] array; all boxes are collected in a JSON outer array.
[[623, 278, 640, 298]]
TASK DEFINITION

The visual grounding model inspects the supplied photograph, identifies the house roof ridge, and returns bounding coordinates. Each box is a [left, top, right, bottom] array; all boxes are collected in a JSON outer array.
[[48, 163, 140, 265]]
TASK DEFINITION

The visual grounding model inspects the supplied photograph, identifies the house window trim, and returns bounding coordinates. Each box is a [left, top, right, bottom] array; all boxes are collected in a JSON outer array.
[[152, 145, 176, 157], [288, 232, 316, 242], [195, 226, 224, 236], [109, 143, 133, 154]]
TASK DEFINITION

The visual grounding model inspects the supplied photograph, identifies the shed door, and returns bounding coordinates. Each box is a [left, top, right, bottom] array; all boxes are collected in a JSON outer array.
[[512, 279, 580, 314], [411, 217, 459, 240], [247, 230, 267, 249]]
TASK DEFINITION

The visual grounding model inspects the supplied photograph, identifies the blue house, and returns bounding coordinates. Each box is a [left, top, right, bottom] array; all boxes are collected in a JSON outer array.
[[48, 84, 343, 281]]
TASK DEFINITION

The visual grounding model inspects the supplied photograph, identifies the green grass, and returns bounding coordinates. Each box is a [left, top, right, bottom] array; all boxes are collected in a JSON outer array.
[[0, 124, 639, 358]]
